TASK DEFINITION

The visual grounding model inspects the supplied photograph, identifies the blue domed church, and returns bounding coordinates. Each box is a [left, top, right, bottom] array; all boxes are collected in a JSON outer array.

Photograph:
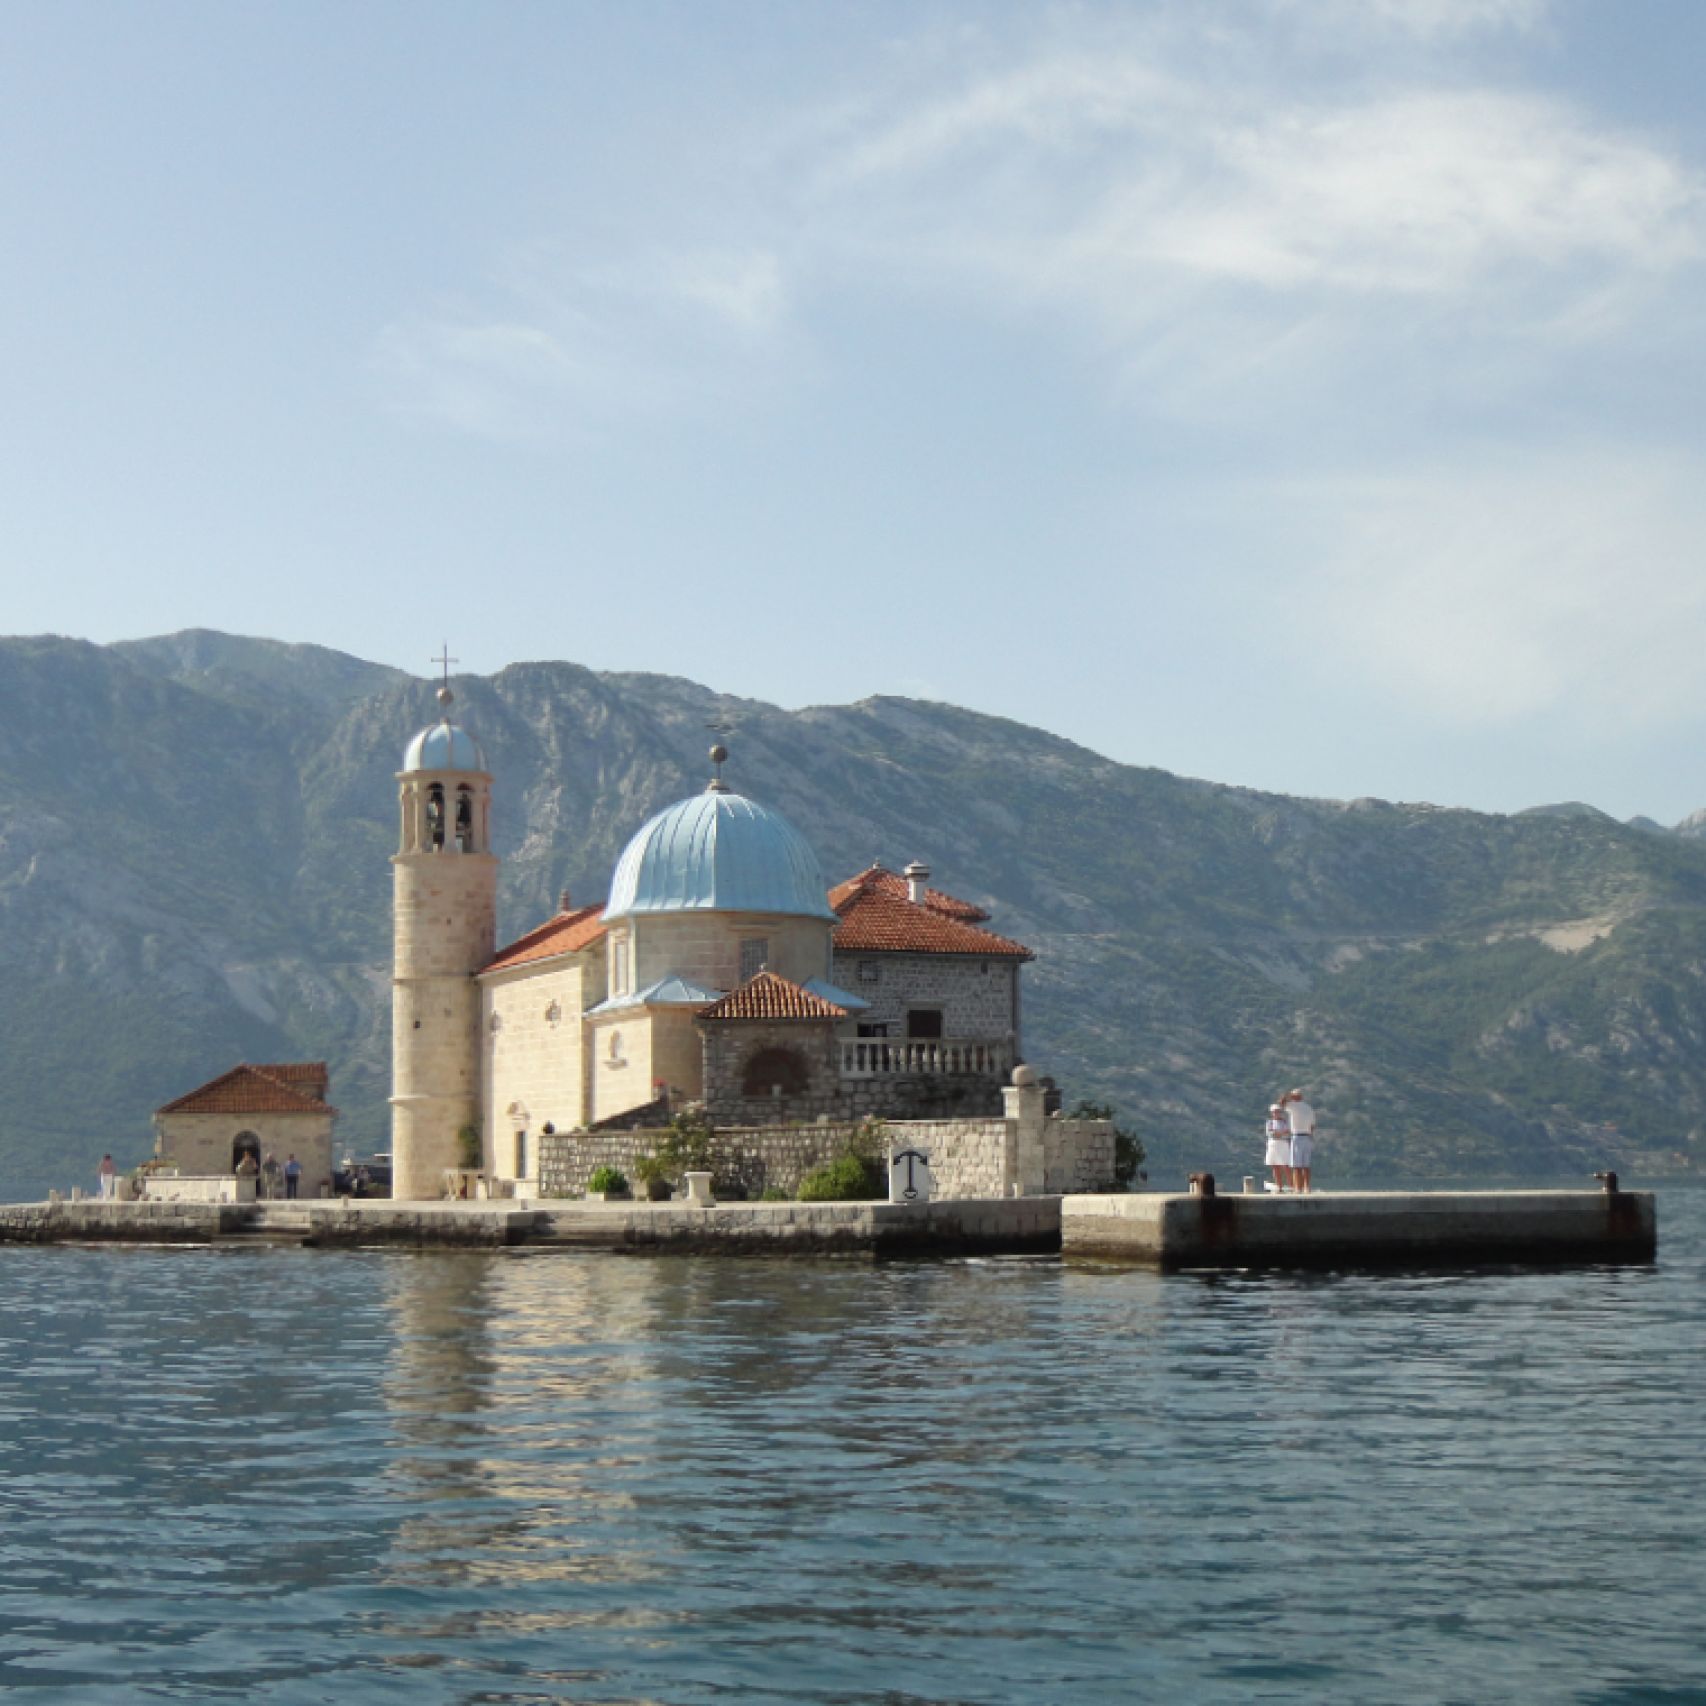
[[391, 696, 1034, 1198]]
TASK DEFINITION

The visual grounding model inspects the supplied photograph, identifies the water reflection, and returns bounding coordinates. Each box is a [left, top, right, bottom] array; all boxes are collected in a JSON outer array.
[[2, 1196, 1703, 1704]]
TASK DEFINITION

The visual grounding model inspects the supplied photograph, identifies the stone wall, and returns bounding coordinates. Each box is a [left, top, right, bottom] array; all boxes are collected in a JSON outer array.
[[883, 1118, 1012, 1199], [633, 911, 831, 994], [482, 958, 592, 1175], [701, 1018, 1006, 1127], [830, 950, 1018, 1040], [538, 1115, 1017, 1201], [1043, 1116, 1116, 1195], [539, 1120, 875, 1201]]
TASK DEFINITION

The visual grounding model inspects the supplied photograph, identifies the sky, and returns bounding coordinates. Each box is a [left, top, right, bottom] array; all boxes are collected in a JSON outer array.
[[4, 0, 1706, 821]]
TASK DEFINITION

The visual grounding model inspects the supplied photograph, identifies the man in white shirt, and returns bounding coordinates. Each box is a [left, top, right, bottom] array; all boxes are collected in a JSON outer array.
[[1286, 1090, 1317, 1193]]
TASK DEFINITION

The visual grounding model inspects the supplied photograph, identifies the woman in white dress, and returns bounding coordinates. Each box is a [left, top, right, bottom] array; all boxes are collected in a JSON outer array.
[[1264, 1103, 1292, 1192]]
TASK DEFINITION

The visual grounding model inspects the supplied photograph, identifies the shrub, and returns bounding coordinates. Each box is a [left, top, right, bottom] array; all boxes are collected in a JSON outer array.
[[798, 1151, 884, 1202], [759, 1185, 790, 1203], [633, 1154, 669, 1186], [586, 1166, 628, 1195], [455, 1124, 483, 1171]]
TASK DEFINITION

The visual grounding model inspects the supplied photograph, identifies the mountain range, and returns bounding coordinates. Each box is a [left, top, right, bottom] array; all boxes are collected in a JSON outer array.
[[3, 627, 1704, 1202]]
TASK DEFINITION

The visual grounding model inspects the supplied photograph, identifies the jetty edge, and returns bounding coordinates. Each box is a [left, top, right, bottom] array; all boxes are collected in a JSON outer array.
[[0, 1187, 1658, 1265], [1061, 1187, 1657, 1270], [0, 1195, 1061, 1257]]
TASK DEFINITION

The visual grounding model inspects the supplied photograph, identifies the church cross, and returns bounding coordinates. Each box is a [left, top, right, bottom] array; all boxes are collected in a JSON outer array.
[[431, 644, 459, 686]]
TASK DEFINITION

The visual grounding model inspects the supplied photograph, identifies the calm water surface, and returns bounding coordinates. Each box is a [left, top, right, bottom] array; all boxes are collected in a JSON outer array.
[[2, 1189, 1704, 1704]]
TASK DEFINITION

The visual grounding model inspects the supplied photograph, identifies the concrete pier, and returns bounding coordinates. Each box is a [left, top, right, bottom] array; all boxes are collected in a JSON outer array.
[[0, 1189, 1659, 1266], [0, 1195, 1061, 1257], [1061, 1188, 1657, 1270]]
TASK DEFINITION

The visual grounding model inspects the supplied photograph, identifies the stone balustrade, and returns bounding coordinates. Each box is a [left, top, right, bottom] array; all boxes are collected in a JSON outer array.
[[838, 1037, 1011, 1079]]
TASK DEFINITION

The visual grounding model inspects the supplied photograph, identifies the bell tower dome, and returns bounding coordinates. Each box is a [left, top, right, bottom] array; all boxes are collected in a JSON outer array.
[[390, 682, 498, 1199]]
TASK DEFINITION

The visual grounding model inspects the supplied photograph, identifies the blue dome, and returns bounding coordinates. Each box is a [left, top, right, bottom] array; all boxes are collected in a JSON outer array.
[[605, 791, 834, 922], [402, 719, 487, 773]]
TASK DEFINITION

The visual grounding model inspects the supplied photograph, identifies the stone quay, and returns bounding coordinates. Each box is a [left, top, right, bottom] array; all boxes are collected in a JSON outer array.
[[0, 1187, 1658, 1266], [1061, 1186, 1658, 1270]]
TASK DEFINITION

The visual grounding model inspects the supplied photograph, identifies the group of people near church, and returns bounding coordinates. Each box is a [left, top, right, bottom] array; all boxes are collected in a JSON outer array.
[[234, 1151, 304, 1198], [1263, 1089, 1316, 1192]]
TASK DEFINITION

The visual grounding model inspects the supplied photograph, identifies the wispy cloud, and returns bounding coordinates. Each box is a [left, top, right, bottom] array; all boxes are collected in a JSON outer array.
[[372, 245, 789, 441], [1295, 450, 1706, 727], [1264, 0, 1552, 43]]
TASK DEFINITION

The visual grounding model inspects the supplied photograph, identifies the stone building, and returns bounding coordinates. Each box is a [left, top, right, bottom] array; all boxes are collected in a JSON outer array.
[[153, 1062, 336, 1195], [389, 695, 1038, 1199]]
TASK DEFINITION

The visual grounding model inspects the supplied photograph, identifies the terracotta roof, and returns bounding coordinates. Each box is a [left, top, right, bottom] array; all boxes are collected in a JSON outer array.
[[156, 1063, 335, 1118], [827, 864, 990, 921], [698, 970, 850, 1022], [482, 903, 608, 974], [831, 882, 1032, 959]]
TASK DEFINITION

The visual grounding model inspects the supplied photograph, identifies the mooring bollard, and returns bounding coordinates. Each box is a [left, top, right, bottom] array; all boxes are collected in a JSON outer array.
[[1594, 1170, 1620, 1195], [1188, 1172, 1216, 1198]]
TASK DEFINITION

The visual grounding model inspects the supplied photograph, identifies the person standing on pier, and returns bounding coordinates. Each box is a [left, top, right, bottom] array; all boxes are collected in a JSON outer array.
[[1264, 1103, 1292, 1191], [1286, 1090, 1316, 1192]]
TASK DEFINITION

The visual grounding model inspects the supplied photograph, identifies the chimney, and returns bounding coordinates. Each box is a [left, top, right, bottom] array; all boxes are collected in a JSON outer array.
[[558, 886, 573, 913], [904, 860, 930, 905]]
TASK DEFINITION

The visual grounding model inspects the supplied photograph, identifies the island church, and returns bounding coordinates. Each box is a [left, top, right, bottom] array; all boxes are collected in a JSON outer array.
[[391, 687, 1034, 1200]]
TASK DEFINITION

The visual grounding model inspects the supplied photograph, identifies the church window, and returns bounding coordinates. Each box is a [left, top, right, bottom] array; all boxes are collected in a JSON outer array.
[[608, 1030, 624, 1063], [742, 1046, 809, 1098], [612, 937, 629, 994], [454, 787, 474, 852], [426, 784, 446, 850], [857, 959, 880, 984], [740, 937, 769, 982]]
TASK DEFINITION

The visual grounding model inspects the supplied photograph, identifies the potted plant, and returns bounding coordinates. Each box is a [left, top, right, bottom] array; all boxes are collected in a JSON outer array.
[[633, 1154, 673, 1202], [585, 1165, 630, 1202]]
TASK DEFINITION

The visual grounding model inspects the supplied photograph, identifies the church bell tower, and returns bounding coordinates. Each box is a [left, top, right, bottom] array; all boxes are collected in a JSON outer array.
[[390, 681, 497, 1199]]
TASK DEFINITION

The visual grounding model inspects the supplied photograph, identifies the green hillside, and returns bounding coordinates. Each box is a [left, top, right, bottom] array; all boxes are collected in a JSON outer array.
[[2, 630, 1703, 1200]]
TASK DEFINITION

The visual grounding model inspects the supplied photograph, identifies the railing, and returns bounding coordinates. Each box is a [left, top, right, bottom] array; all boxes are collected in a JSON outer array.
[[838, 1038, 1012, 1079]]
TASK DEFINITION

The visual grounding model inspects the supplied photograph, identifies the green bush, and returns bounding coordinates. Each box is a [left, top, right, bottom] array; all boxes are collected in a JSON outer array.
[[798, 1151, 884, 1202], [455, 1124, 483, 1171], [586, 1165, 628, 1194], [759, 1185, 790, 1202]]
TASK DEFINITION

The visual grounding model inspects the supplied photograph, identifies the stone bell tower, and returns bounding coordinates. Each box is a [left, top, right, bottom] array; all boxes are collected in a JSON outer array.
[[390, 682, 498, 1200]]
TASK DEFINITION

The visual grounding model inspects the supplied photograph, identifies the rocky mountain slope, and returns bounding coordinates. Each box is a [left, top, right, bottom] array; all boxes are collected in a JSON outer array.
[[3, 630, 1704, 1200]]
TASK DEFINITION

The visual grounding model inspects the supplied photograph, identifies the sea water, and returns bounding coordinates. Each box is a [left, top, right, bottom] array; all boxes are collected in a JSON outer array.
[[2, 1188, 1703, 1705]]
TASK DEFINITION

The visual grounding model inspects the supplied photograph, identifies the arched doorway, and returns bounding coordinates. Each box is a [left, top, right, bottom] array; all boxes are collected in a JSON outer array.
[[232, 1130, 262, 1173]]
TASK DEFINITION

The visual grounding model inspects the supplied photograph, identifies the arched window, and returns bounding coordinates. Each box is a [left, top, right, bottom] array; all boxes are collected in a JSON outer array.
[[742, 1046, 809, 1098], [455, 786, 474, 852], [426, 784, 446, 850]]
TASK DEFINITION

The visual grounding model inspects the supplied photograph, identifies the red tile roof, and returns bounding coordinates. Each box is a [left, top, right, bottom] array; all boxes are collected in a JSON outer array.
[[156, 1063, 335, 1118], [831, 880, 1032, 959], [483, 903, 608, 974], [698, 970, 850, 1022], [827, 864, 990, 921]]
